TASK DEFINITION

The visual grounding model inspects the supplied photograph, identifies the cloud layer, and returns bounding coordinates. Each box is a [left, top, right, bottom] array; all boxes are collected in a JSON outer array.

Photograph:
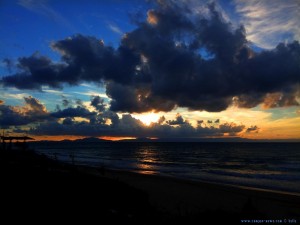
[[234, 0, 300, 49], [1, 95, 250, 138], [29, 118, 246, 138], [0, 96, 49, 127], [1, 1, 300, 113]]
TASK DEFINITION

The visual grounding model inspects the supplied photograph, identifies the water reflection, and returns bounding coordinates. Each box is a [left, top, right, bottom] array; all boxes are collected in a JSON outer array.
[[134, 144, 160, 175]]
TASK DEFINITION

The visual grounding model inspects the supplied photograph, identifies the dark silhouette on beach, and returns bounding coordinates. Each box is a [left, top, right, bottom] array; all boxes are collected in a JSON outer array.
[[1, 135, 33, 151], [1, 149, 299, 224]]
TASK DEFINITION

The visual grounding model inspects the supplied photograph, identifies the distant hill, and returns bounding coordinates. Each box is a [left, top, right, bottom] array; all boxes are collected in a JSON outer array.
[[32, 137, 111, 144], [118, 137, 251, 142], [32, 137, 300, 143], [118, 137, 300, 143], [73, 137, 111, 143]]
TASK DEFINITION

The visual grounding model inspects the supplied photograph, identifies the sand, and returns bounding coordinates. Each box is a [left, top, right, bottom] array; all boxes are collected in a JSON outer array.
[[1, 149, 299, 224], [79, 166, 300, 218]]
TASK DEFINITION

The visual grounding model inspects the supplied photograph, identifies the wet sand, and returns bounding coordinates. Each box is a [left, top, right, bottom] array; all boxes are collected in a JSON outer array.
[[89, 168, 300, 216], [1, 149, 299, 224]]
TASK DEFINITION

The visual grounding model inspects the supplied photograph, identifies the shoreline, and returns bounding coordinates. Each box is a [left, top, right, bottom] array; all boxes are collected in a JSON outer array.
[[76, 165, 300, 218], [1, 149, 300, 223], [32, 141, 300, 196], [84, 166, 300, 197]]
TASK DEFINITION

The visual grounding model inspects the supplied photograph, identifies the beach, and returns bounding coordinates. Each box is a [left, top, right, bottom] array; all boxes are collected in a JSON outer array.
[[1, 149, 299, 224]]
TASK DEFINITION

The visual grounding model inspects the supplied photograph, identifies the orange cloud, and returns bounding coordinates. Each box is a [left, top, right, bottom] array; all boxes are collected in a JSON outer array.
[[253, 117, 300, 139], [262, 92, 299, 109], [31, 135, 86, 141], [147, 10, 158, 25], [99, 136, 136, 141], [12, 96, 48, 117]]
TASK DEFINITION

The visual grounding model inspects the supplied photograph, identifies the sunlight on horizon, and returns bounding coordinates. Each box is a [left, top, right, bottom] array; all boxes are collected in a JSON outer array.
[[132, 112, 160, 126]]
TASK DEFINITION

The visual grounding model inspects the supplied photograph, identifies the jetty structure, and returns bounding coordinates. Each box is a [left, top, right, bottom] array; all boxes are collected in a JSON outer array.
[[0, 135, 34, 151]]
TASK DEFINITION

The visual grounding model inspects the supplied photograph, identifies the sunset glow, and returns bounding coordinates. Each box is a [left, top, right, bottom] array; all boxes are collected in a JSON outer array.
[[132, 112, 160, 126], [99, 136, 136, 141], [0, 0, 299, 141]]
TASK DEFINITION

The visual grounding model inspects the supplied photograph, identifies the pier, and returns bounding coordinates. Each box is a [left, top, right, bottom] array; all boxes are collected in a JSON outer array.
[[0, 136, 34, 151]]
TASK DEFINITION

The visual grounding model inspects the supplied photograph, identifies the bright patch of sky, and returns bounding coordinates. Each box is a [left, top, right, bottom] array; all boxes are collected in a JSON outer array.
[[0, 0, 144, 68], [233, 0, 300, 49], [0, 0, 299, 139]]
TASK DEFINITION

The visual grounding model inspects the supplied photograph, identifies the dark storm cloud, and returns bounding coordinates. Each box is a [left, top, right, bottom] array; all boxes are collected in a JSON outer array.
[[1, 94, 248, 138], [28, 113, 245, 138], [50, 34, 140, 86], [246, 125, 259, 133], [0, 96, 49, 127], [0, 36, 133, 88], [219, 123, 245, 135], [106, 81, 176, 113], [24, 96, 47, 115], [0, 95, 98, 127], [158, 116, 166, 124], [1, 53, 65, 90], [1, 1, 300, 112], [1, 95, 247, 138], [51, 106, 96, 119], [62, 117, 75, 125], [166, 113, 187, 125], [0, 105, 30, 127], [90, 95, 106, 112], [197, 120, 204, 125]]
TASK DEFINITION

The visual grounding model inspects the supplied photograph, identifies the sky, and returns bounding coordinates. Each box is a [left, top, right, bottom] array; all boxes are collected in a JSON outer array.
[[0, 0, 299, 141]]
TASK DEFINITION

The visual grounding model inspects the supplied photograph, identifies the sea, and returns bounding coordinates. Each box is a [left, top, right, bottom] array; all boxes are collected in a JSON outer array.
[[31, 141, 300, 195]]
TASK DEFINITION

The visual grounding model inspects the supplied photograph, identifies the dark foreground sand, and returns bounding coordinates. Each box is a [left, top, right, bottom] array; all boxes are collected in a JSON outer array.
[[1, 149, 299, 224]]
